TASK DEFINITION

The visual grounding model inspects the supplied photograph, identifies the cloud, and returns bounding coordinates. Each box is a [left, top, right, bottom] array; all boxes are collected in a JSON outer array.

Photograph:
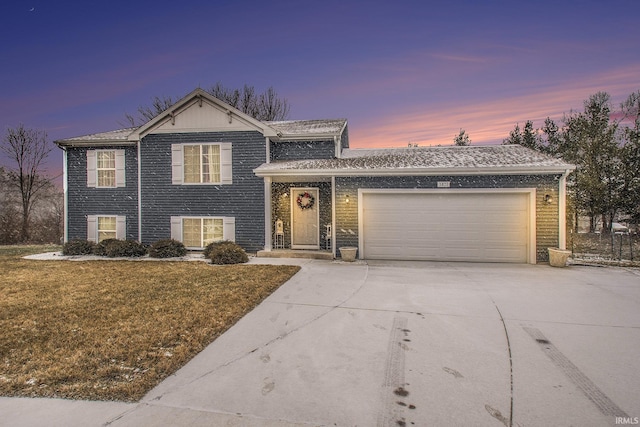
[[349, 63, 640, 148]]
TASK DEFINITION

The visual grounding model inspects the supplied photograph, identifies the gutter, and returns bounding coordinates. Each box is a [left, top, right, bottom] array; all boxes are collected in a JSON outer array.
[[254, 166, 577, 178], [137, 140, 142, 242], [54, 140, 138, 148], [62, 147, 68, 243]]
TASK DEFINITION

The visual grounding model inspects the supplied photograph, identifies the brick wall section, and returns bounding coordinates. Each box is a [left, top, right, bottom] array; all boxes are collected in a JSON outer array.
[[66, 145, 139, 240], [271, 182, 332, 249], [335, 174, 561, 263], [139, 132, 266, 251], [270, 139, 335, 161]]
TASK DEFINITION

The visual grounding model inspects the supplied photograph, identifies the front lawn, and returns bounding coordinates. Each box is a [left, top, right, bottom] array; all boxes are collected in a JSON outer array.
[[0, 246, 299, 401]]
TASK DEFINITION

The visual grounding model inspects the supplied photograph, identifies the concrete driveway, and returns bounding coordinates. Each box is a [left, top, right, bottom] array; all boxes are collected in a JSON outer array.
[[2, 259, 639, 426]]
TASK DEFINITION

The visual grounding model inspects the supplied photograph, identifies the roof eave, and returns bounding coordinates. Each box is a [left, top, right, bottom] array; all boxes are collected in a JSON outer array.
[[55, 139, 138, 148], [273, 133, 342, 141], [254, 165, 575, 177]]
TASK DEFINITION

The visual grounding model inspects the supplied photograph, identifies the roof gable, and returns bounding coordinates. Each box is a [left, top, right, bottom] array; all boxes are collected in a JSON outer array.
[[267, 119, 347, 140], [128, 88, 278, 140]]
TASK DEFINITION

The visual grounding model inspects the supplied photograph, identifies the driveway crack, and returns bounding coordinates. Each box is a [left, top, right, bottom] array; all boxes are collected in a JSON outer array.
[[491, 299, 514, 427]]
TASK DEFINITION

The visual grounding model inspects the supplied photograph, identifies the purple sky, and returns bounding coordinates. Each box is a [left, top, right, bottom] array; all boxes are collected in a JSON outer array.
[[1, 0, 639, 180]]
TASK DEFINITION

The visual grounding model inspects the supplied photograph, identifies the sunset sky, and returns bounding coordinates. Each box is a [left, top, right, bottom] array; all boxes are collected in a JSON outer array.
[[1, 0, 639, 178]]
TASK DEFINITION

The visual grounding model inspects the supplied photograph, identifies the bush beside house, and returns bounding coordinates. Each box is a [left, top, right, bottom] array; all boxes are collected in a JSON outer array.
[[205, 241, 249, 265], [61, 238, 250, 263], [148, 239, 187, 258]]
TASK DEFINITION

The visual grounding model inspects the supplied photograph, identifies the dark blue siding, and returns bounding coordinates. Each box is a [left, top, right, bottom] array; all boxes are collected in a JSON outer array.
[[139, 132, 266, 251], [66, 146, 139, 240], [270, 139, 335, 161]]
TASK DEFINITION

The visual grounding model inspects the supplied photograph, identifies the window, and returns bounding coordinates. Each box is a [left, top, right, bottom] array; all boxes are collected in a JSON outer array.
[[87, 150, 125, 188], [87, 215, 126, 242], [97, 151, 116, 187], [182, 218, 223, 247], [98, 216, 117, 241], [184, 144, 221, 183], [171, 143, 232, 185], [170, 216, 235, 248]]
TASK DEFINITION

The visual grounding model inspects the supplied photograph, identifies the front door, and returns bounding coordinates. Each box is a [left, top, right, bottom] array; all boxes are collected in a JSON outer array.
[[291, 187, 319, 249]]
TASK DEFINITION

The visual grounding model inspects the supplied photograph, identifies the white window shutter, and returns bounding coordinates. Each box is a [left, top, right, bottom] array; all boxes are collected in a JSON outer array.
[[116, 216, 126, 239], [220, 143, 232, 185], [170, 216, 182, 241], [87, 215, 97, 242], [171, 144, 183, 185], [87, 151, 97, 187], [223, 217, 235, 241], [115, 150, 126, 187]]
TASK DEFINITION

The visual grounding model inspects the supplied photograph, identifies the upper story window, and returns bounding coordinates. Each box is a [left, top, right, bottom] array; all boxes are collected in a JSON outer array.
[[87, 149, 125, 188], [97, 151, 116, 187], [184, 144, 221, 183], [171, 143, 232, 185]]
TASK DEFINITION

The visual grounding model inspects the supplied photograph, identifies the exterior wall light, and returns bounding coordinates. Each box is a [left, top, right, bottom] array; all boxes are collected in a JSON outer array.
[[345, 195, 350, 203], [544, 194, 553, 204]]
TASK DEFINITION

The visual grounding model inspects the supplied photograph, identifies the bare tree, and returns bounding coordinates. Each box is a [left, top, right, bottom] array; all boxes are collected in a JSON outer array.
[[0, 167, 20, 244], [125, 83, 291, 126], [1, 125, 53, 242]]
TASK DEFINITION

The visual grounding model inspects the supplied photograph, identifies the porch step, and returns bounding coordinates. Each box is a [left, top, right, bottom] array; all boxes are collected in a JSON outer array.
[[256, 249, 334, 260]]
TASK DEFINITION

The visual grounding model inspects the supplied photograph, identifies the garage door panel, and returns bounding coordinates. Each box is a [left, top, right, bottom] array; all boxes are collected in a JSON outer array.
[[362, 192, 530, 263]]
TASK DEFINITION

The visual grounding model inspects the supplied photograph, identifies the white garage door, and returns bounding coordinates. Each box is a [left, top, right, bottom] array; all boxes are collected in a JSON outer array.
[[361, 191, 531, 263]]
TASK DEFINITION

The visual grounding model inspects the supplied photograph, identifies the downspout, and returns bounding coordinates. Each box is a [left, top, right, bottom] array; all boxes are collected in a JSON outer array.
[[331, 175, 336, 258], [265, 137, 271, 163], [137, 140, 142, 242], [558, 169, 570, 250], [62, 147, 68, 243]]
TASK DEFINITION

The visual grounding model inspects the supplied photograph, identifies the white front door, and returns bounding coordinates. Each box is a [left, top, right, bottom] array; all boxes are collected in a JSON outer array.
[[291, 187, 320, 249]]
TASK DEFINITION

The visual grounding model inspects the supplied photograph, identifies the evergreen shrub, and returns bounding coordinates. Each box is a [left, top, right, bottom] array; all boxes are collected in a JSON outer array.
[[149, 239, 187, 258]]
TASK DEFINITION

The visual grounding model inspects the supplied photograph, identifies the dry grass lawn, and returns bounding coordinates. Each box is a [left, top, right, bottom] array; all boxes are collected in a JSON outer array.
[[0, 246, 300, 402]]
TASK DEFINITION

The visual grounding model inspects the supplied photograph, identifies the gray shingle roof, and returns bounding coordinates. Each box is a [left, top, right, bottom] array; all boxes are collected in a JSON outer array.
[[255, 145, 575, 176], [266, 119, 347, 137], [55, 128, 137, 146], [56, 119, 347, 146]]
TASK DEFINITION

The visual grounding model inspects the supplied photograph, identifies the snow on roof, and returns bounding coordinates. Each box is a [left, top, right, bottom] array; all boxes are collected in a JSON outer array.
[[56, 119, 346, 146], [55, 128, 137, 146], [255, 145, 575, 175], [266, 119, 346, 137]]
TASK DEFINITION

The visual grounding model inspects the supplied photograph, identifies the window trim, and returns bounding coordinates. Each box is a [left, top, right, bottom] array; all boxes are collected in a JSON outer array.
[[87, 215, 126, 242], [183, 144, 222, 184], [96, 150, 116, 188], [171, 142, 232, 185], [87, 149, 125, 188], [170, 216, 235, 249]]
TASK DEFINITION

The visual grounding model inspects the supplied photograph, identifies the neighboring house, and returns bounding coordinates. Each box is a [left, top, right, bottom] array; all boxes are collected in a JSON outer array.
[[55, 88, 575, 263]]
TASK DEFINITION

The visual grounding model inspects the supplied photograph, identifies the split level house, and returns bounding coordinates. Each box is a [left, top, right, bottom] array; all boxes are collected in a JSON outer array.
[[55, 88, 575, 263]]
